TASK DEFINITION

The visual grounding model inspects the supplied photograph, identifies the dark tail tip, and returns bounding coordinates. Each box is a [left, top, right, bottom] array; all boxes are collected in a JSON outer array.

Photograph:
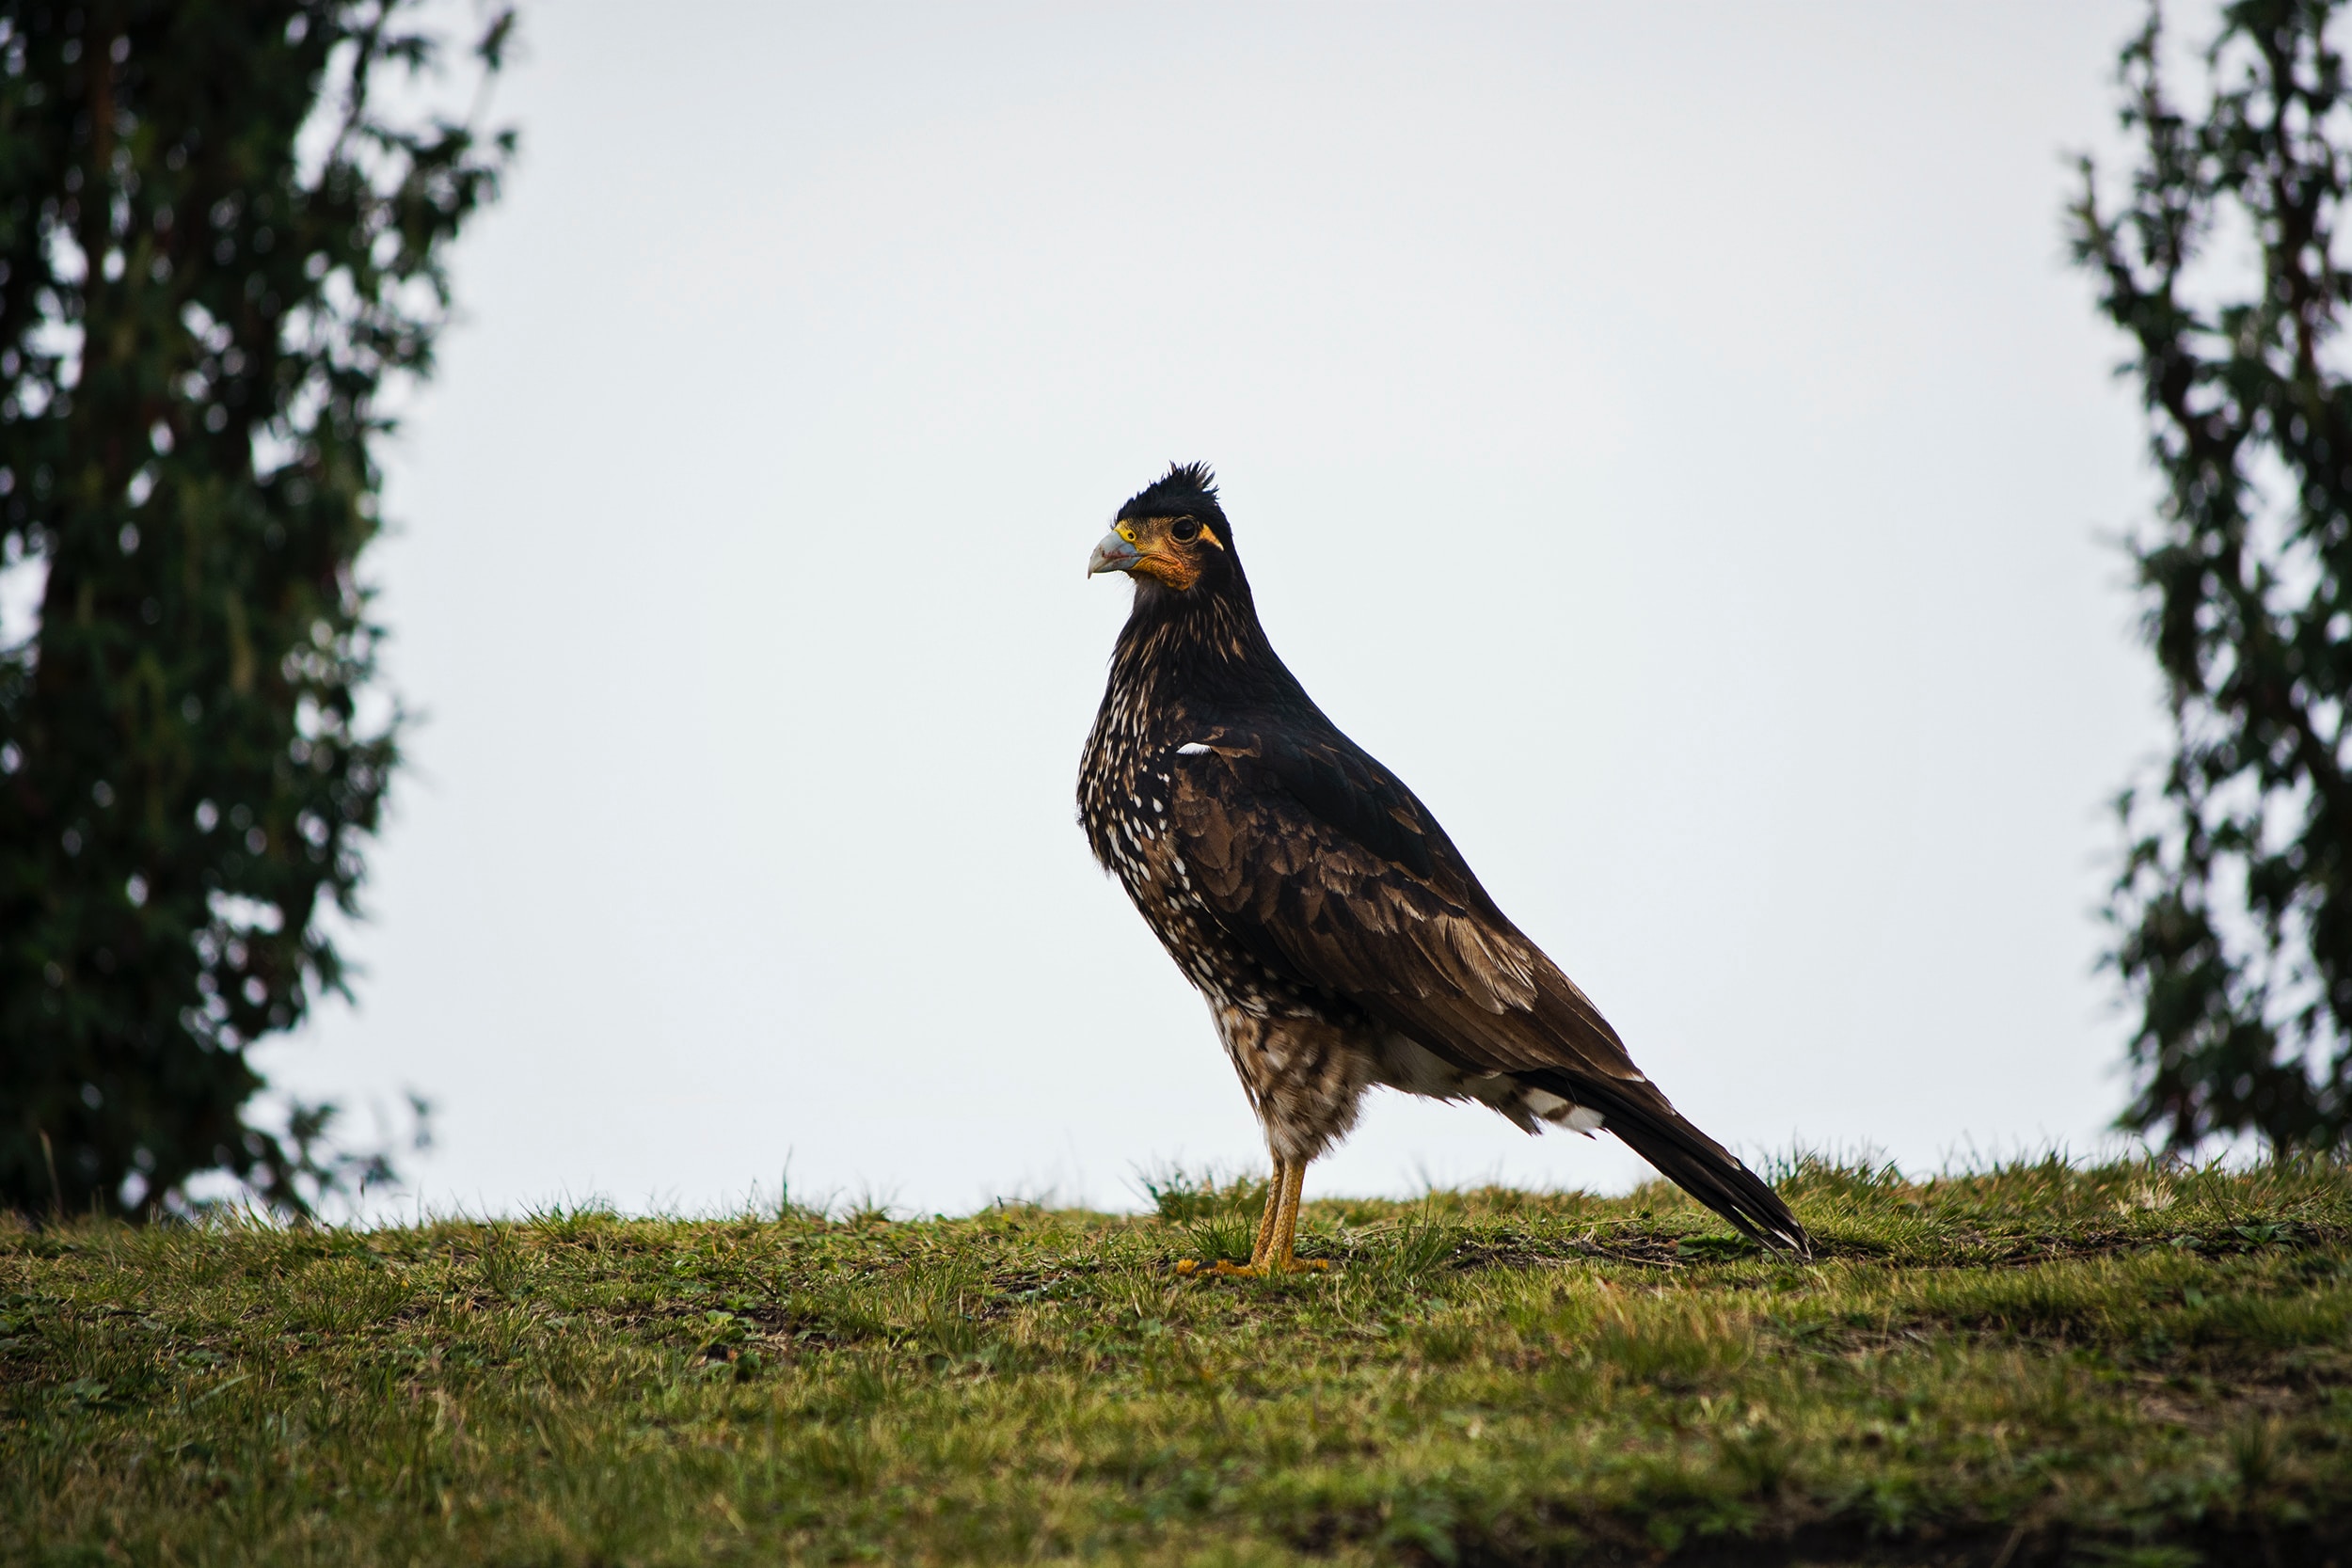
[[1549, 1076, 1813, 1259]]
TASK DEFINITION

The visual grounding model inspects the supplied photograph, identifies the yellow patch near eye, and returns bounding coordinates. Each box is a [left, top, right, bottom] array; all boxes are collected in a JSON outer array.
[[1197, 523, 1224, 549]]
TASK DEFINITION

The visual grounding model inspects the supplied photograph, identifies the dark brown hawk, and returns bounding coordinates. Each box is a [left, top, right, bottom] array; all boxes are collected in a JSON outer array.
[[1078, 463, 1810, 1273]]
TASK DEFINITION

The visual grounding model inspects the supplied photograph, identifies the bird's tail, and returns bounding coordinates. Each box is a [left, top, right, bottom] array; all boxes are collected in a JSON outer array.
[[1540, 1072, 1812, 1257]]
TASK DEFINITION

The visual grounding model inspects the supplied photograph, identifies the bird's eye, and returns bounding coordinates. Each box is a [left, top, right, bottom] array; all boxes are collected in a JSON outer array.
[[1169, 517, 1200, 543]]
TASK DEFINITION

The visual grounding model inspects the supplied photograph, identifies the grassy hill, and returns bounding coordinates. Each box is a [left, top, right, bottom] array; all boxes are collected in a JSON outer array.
[[4, 1156, 2349, 1566]]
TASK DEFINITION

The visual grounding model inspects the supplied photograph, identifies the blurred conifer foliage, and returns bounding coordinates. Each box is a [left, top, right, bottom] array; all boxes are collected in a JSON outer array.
[[2074, 0, 2352, 1154], [0, 2, 511, 1218]]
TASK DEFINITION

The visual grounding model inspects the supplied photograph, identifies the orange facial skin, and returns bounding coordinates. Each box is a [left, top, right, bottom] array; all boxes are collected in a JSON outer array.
[[1086, 515, 1226, 592]]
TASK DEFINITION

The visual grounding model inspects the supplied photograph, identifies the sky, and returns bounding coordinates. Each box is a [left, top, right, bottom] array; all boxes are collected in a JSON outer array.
[[253, 0, 2186, 1218]]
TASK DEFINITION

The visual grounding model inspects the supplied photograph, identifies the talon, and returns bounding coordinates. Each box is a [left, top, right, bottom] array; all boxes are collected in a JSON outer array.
[[1180, 1257, 1323, 1280]]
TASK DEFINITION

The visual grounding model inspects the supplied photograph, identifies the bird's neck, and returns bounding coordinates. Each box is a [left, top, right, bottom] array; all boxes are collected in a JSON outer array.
[[1109, 578, 1301, 717]]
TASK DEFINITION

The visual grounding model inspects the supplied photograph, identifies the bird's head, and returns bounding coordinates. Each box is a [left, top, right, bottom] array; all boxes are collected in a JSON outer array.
[[1087, 462, 1239, 597]]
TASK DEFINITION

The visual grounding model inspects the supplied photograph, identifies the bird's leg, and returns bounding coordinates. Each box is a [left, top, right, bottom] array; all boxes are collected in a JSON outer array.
[[1263, 1157, 1328, 1273], [1181, 1158, 1329, 1277], [1185, 1160, 1287, 1276], [1175, 1160, 1289, 1277], [1248, 1159, 1286, 1269]]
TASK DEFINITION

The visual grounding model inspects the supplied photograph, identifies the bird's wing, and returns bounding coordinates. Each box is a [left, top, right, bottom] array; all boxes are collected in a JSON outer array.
[[1167, 723, 1645, 1086], [1169, 721, 1812, 1257]]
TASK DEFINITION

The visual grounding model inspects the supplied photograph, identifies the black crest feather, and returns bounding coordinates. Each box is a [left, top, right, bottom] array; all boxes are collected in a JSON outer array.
[[1118, 462, 1226, 533]]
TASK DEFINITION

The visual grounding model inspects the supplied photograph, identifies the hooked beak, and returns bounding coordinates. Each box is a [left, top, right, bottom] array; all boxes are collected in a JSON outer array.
[[1087, 529, 1141, 578]]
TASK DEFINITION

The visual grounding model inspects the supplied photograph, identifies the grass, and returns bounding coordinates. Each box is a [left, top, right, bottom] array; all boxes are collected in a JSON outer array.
[[4, 1154, 2350, 1566]]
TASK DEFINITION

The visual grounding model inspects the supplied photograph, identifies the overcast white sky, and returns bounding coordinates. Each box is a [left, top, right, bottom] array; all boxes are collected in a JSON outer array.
[[255, 0, 2192, 1217]]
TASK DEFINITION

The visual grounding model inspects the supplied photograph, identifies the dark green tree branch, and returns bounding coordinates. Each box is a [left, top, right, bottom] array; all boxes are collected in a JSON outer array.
[[2074, 0, 2352, 1152], [0, 1, 511, 1218]]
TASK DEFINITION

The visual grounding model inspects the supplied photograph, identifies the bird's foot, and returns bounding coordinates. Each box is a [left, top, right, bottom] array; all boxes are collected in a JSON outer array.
[[1175, 1257, 1327, 1278]]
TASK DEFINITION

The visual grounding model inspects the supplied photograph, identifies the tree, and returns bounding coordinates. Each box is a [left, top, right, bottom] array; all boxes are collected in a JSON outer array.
[[0, 1, 511, 1218], [2074, 0, 2352, 1154]]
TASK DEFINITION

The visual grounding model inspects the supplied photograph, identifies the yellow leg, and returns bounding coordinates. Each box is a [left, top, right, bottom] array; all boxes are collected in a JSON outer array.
[[1180, 1157, 1328, 1276], [1263, 1158, 1327, 1272], [1178, 1160, 1286, 1277], [1249, 1161, 1284, 1268]]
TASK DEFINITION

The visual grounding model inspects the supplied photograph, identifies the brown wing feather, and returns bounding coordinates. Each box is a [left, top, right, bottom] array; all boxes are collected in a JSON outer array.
[[1169, 734, 1810, 1256], [1171, 739, 1626, 1078]]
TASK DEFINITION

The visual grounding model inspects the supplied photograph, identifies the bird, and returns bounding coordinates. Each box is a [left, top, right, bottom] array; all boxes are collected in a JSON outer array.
[[1077, 463, 1810, 1275]]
